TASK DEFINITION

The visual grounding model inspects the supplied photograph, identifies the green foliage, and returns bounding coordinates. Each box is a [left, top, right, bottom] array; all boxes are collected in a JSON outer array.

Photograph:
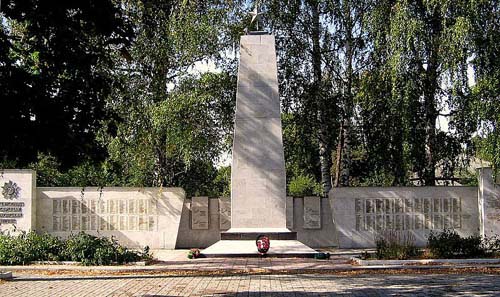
[[0, 0, 132, 168], [28, 153, 63, 186], [0, 231, 146, 265], [103, 0, 237, 190], [1, 0, 498, 191], [28, 153, 117, 187], [427, 229, 486, 258], [288, 174, 322, 197], [209, 166, 231, 198], [63, 232, 140, 265], [0, 231, 64, 264], [282, 113, 321, 189], [375, 231, 420, 260]]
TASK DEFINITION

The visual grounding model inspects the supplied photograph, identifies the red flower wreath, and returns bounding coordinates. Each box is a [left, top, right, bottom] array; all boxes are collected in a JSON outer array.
[[256, 235, 270, 254]]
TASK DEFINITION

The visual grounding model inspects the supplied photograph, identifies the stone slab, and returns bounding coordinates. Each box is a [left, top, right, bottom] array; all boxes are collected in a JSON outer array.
[[329, 186, 479, 248], [175, 198, 220, 248], [37, 187, 185, 249], [0, 169, 36, 233], [219, 198, 231, 230], [303, 196, 321, 229], [221, 231, 297, 240], [286, 196, 294, 229], [201, 240, 317, 257], [0, 271, 12, 279], [191, 196, 209, 230], [478, 167, 500, 237]]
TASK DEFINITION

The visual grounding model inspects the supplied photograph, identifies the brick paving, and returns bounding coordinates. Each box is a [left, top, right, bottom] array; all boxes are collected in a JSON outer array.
[[0, 273, 499, 296]]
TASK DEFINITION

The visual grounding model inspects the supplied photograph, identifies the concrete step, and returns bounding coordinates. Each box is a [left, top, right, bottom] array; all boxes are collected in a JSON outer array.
[[201, 240, 317, 258], [221, 231, 297, 240]]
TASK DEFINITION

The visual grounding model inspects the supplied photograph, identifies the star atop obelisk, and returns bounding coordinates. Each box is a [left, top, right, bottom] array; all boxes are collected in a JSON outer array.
[[249, 1, 264, 31]]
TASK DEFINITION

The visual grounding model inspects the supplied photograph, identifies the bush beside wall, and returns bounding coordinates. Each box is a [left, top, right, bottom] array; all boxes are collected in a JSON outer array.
[[0, 231, 151, 265]]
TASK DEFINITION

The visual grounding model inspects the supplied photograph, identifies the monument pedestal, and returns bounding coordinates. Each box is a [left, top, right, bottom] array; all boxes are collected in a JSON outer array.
[[221, 228, 297, 240], [202, 239, 316, 258], [202, 228, 316, 258]]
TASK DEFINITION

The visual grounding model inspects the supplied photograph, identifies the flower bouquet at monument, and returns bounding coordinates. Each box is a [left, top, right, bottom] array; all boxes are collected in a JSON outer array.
[[256, 235, 270, 255], [187, 248, 201, 259]]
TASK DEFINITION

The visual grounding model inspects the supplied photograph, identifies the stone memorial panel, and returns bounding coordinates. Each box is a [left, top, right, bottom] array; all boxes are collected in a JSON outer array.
[[353, 197, 464, 232], [0, 170, 36, 232], [219, 198, 231, 230], [286, 196, 294, 229], [49, 197, 158, 232], [192, 196, 209, 230], [478, 167, 500, 237], [303, 196, 321, 229]]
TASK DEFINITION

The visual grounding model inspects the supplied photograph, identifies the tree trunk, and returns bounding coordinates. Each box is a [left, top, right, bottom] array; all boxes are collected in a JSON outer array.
[[339, 117, 351, 186], [339, 0, 354, 187], [392, 124, 406, 185], [333, 125, 343, 187], [310, 0, 332, 195], [423, 72, 437, 186], [422, 9, 441, 186]]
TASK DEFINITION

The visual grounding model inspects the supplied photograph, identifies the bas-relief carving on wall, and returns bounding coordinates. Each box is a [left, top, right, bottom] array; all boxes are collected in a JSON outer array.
[[486, 192, 500, 222], [304, 197, 321, 229], [51, 199, 158, 232], [286, 196, 294, 229], [2, 181, 21, 200], [191, 197, 209, 230], [0, 181, 25, 225], [219, 198, 231, 230], [355, 197, 463, 232]]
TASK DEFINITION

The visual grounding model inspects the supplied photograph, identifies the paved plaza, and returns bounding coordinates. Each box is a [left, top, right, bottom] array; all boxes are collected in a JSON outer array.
[[1, 272, 499, 296]]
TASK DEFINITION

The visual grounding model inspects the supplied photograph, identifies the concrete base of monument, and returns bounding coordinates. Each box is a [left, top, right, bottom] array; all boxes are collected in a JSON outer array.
[[221, 228, 297, 240], [201, 240, 317, 258]]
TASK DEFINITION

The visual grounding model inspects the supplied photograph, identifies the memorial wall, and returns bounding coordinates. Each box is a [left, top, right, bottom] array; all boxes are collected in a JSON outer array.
[[330, 186, 480, 248], [175, 196, 337, 248], [479, 167, 500, 237], [37, 187, 185, 249], [0, 169, 498, 249]]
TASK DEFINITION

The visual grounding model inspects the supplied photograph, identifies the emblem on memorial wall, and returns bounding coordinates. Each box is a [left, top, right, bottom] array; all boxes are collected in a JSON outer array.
[[2, 181, 20, 200]]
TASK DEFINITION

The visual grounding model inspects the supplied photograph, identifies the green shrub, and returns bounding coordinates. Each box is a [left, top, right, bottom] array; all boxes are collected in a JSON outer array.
[[0, 231, 145, 265], [375, 231, 420, 260], [427, 229, 462, 258], [461, 235, 485, 257], [63, 232, 140, 265], [427, 229, 486, 258], [288, 174, 323, 197], [0, 231, 65, 265], [483, 235, 500, 256]]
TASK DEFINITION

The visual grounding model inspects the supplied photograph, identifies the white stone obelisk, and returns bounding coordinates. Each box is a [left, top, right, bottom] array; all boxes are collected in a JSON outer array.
[[202, 32, 316, 256], [230, 33, 287, 230]]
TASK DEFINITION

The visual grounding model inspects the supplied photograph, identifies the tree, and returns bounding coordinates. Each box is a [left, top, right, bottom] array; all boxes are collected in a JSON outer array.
[[102, 0, 238, 190], [268, 0, 339, 195], [325, 0, 371, 187], [383, 0, 485, 185], [469, 0, 500, 175], [0, 0, 132, 168]]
